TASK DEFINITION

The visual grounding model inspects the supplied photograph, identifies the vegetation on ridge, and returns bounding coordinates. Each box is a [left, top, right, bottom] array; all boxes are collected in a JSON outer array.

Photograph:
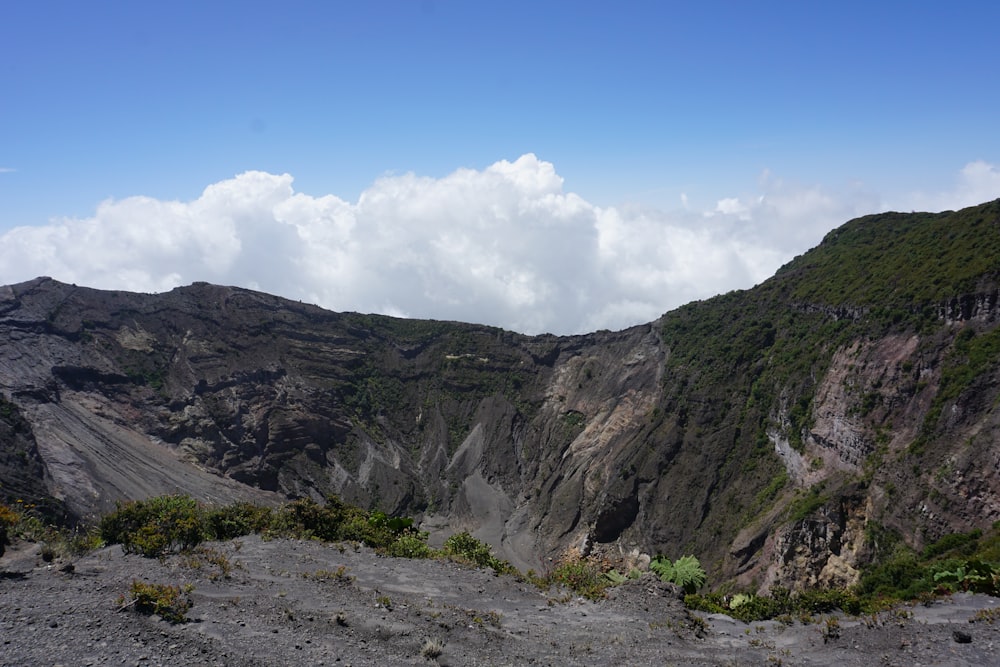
[[10, 490, 1000, 625], [782, 200, 1000, 309]]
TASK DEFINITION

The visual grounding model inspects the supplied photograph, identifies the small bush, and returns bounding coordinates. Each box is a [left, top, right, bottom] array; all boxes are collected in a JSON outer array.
[[385, 533, 432, 559], [545, 555, 609, 600], [933, 559, 1000, 595], [100, 495, 206, 557], [857, 552, 936, 599], [442, 532, 516, 574], [797, 588, 864, 616], [205, 502, 274, 540], [421, 638, 444, 658], [304, 566, 351, 582], [0, 502, 104, 558], [119, 580, 193, 623], [0, 504, 16, 556], [181, 546, 238, 580], [272, 497, 346, 542], [922, 529, 982, 559], [0, 503, 18, 528]]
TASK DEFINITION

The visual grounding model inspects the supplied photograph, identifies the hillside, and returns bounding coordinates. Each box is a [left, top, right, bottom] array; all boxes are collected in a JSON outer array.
[[2, 198, 1000, 589]]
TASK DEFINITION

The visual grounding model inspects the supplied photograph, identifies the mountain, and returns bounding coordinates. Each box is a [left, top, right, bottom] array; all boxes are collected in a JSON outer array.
[[2, 199, 1000, 589]]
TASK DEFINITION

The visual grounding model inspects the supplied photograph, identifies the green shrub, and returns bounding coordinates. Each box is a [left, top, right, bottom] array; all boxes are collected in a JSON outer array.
[[683, 592, 728, 615], [119, 580, 193, 623], [205, 502, 274, 540], [932, 559, 1000, 595], [0, 503, 18, 528], [272, 497, 346, 541], [922, 529, 982, 560], [100, 494, 206, 557], [796, 588, 864, 615], [857, 552, 936, 599], [545, 556, 609, 600], [385, 533, 432, 559], [442, 531, 515, 574], [368, 510, 414, 534], [0, 502, 104, 558], [684, 585, 866, 622], [0, 503, 17, 556]]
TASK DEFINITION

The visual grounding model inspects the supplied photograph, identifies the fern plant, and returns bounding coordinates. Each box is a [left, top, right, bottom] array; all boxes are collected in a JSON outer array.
[[650, 554, 707, 594], [650, 556, 675, 581]]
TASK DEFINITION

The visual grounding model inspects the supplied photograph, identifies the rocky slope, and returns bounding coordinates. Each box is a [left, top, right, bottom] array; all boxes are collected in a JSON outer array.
[[5, 536, 1000, 667], [2, 199, 1000, 590]]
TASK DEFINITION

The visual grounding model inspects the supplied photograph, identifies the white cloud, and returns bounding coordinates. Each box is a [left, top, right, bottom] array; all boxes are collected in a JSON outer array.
[[712, 197, 752, 220], [894, 160, 1000, 212], [0, 167, 16, 173], [1, 156, 997, 335]]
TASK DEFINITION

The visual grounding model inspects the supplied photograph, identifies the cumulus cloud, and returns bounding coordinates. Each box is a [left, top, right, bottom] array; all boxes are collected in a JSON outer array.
[[1, 156, 997, 335], [893, 160, 1000, 212]]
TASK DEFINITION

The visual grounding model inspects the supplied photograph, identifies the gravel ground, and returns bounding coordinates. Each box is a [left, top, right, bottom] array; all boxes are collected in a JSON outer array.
[[3, 536, 1000, 666]]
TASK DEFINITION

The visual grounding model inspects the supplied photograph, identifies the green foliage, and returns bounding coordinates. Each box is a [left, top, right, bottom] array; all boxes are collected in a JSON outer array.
[[653, 203, 1000, 560], [368, 510, 414, 534], [273, 496, 352, 541], [601, 569, 629, 584], [100, 493, 439, 567], [783, 202, 1000, 311], [796, 588, 864, 616], [650, 555, 707, 594], [856, 523, 1000, 602], [0, 501, 103, 558], [442, 531, 515, 574], [119, 580, 193, 623], [543, 556, 609, 601], [684, 586, 865, 622], [273, 496, 424, 553], [205, 502, 274, 540], [787, 484, 828, 523], [649, 555, 674, 581], [922, 529, 982, 560], [385, 533, 432, 559], [0, 503, 17, 528], [916, 327, 1000, 446], [729, 593, 753, 609], [932, 559, 1000, 595], [856, 551, 937, 599], [100, 494, 207, 557]]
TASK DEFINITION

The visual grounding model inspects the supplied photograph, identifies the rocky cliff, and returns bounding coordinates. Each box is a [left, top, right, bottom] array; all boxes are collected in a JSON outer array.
[[3, 199, 1000, 588]]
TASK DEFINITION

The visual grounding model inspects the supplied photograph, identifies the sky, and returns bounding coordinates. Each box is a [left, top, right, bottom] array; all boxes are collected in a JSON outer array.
[[2, 1, 999, 335]]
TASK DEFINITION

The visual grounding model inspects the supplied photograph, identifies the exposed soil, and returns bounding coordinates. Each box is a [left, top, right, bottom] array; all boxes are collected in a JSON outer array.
[[3, 537, 1000, 666]]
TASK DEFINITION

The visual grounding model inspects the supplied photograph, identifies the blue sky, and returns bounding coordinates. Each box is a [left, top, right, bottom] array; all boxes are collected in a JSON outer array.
[[2, 1, 999, 334]]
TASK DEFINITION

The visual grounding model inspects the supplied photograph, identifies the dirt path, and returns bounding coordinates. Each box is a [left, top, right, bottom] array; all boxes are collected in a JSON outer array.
[[3, 537, 1000, 666]]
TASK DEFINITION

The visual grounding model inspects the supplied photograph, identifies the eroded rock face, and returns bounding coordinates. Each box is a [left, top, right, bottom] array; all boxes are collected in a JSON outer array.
[[761, 490, 869, 592], [0, 277, 666, 571], [4, 248, 1000, 590]]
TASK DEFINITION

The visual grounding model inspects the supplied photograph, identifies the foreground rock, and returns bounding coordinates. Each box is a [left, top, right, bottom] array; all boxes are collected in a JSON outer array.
[[3, 537, 999, 666]]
